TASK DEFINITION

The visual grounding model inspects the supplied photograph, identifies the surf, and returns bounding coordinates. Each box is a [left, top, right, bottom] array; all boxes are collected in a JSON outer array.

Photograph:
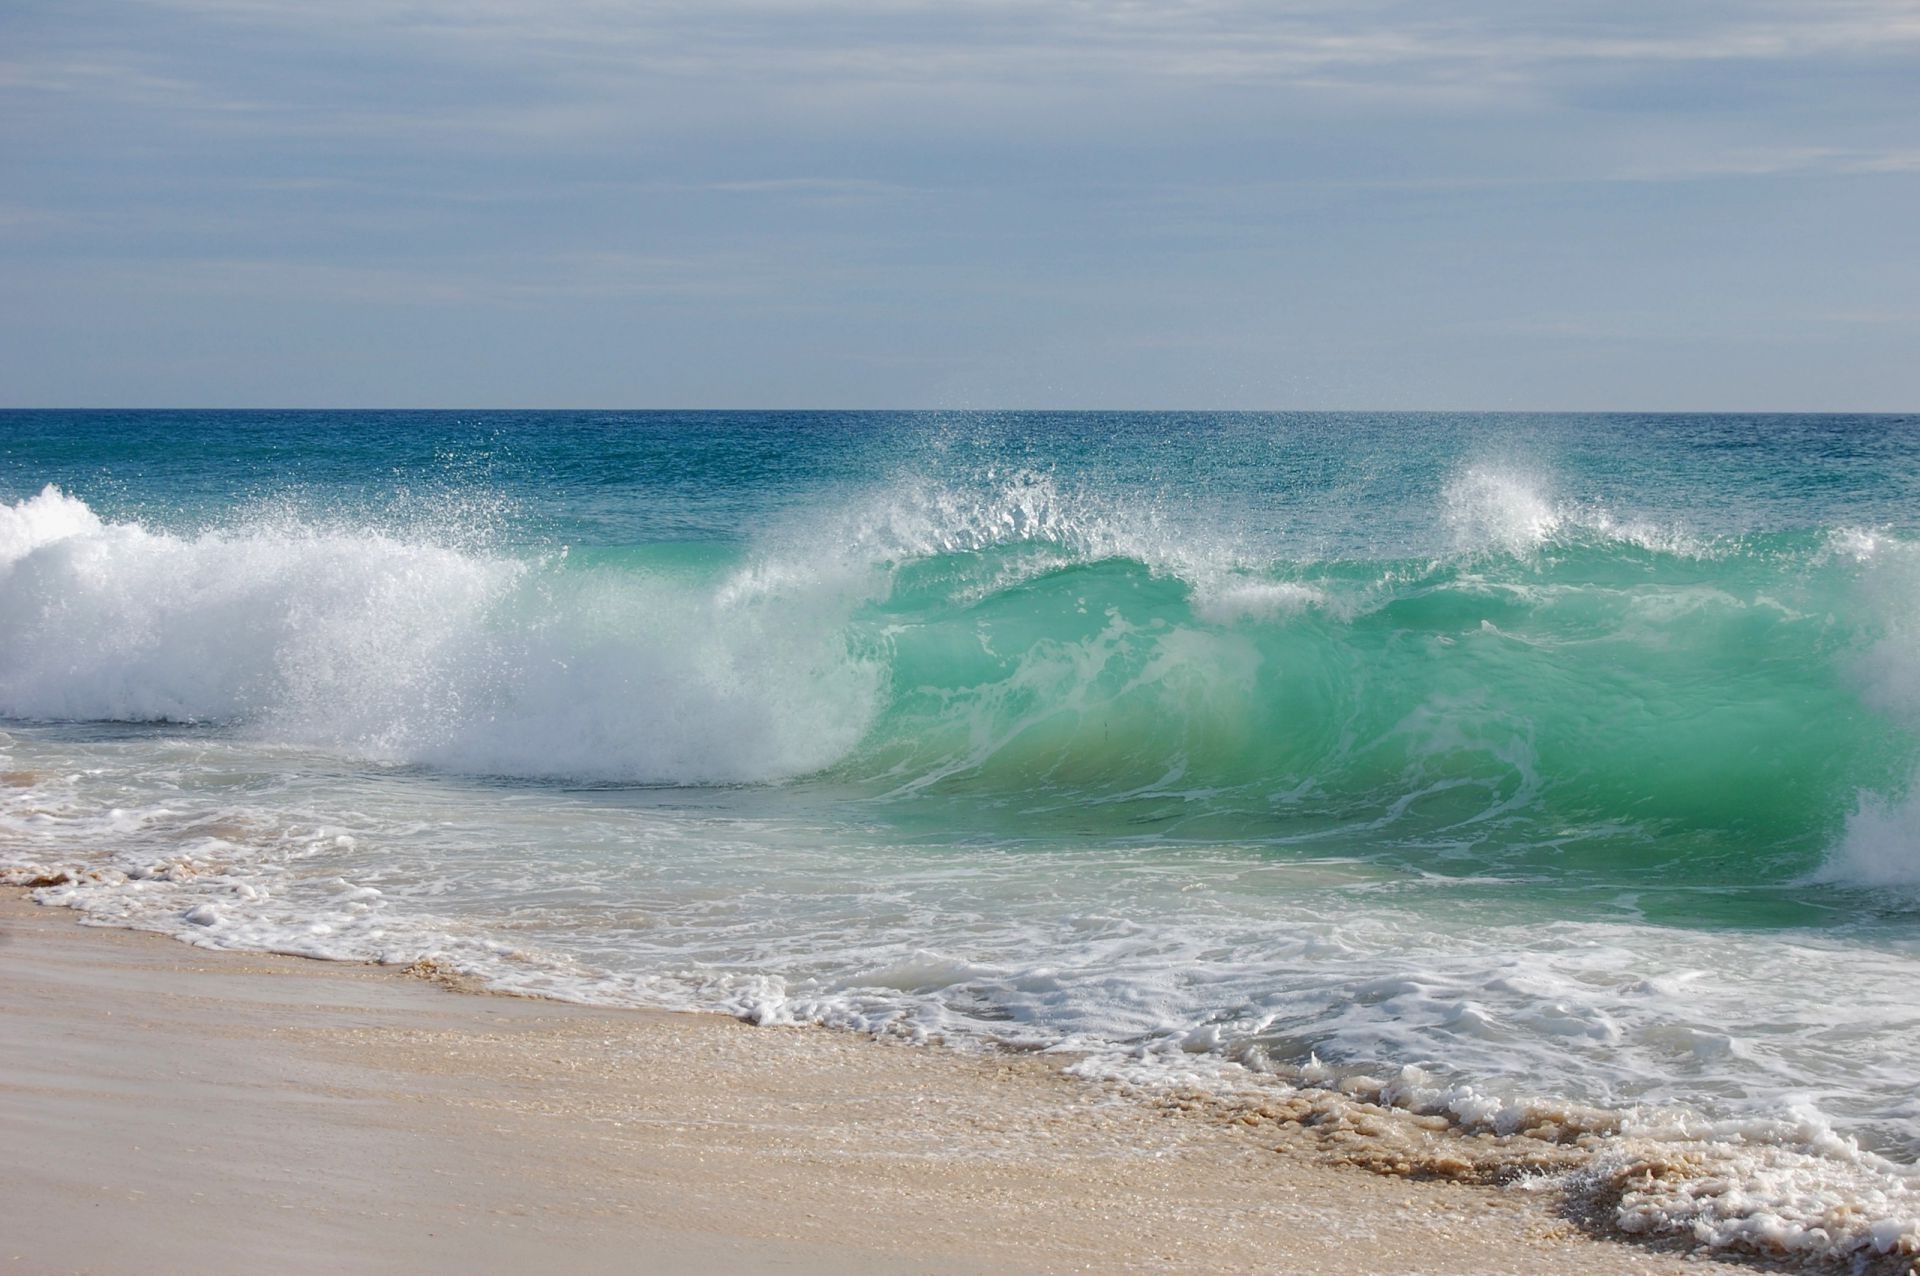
[[3, 475, 1918, 892]]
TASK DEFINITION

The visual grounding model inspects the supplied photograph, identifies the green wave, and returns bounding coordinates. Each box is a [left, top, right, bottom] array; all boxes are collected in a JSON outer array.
[[821, 531, 1910, 888]]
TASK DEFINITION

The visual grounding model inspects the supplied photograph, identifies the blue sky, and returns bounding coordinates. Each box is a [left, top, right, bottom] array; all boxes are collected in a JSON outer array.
[[2, 0, 1917, 409]]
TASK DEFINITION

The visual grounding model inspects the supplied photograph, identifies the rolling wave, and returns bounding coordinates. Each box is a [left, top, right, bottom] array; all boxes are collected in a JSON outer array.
[[3, 479, 1918, 886]]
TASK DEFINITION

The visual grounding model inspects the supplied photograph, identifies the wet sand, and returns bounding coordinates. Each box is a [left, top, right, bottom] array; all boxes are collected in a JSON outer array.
[[0, 891, 1701, 1275]]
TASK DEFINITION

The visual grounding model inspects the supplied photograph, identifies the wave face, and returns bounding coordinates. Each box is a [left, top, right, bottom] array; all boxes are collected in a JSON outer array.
[[844, 523, 1890, 870], [8, 410, 1920, 1265]]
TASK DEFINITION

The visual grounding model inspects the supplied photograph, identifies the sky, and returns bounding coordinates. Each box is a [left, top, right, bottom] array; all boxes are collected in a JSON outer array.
[[2, 0, 1917, 410]]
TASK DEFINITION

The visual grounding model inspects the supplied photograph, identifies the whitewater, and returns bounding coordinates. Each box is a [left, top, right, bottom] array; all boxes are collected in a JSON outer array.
[[4, 409, 1920, 1265]]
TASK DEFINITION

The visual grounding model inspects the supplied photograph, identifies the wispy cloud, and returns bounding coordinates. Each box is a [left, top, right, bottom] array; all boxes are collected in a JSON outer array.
[[693, 177, 917, 199], [1613, 146, 1920, 181], [0, 203, 66, 232], [113, 0, 1920, 84], [6, 0, 1892, 140], [11, 0, 1917, 163], [106, 250, 779, 306]]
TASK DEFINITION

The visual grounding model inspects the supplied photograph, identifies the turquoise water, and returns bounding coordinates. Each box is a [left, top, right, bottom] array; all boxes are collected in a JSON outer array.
[[5, 411, 1920, 1258]]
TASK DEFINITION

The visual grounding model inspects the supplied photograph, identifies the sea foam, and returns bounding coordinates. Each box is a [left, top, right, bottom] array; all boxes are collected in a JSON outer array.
[[0, 485, 878, 783]]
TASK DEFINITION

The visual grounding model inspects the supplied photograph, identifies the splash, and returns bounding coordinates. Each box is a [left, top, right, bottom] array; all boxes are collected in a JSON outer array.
[[0, 479, 1912, 871], [0, 485, 879, 782]]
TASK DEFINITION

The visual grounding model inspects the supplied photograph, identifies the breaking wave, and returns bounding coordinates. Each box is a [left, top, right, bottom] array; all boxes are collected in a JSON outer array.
[[2, 471, 1919, 888]]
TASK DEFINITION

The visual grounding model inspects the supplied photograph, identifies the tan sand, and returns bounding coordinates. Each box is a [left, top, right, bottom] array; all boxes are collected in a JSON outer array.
[[0, 891, 1702, 1276]]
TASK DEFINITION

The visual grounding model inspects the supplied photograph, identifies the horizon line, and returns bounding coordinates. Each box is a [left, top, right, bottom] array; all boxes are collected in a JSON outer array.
[[2, 406, 1915, 417]]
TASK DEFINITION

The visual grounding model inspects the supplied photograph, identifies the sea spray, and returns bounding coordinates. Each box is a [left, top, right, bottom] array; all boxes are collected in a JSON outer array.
[[0, 485, 882, 781]]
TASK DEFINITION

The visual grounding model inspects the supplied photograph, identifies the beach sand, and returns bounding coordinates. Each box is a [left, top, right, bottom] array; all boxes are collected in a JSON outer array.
[[0, 890, 1702, 1275]]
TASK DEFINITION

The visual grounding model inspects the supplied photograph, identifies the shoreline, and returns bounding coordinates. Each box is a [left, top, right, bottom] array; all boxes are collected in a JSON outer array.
[[0, 888, 1723, 1276]]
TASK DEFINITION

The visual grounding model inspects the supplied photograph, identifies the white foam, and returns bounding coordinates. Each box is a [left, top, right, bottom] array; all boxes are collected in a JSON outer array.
[[1827, 789, 1920, 888], [1597, 1105, 1920, 1262], [1823, 530, 1920, 888], [0, 486, 879, 784], [0, 483, 102, 560]]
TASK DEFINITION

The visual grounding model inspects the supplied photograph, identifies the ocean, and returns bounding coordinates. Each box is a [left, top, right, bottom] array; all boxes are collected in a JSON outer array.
[[4, 409, 1919, 1261]]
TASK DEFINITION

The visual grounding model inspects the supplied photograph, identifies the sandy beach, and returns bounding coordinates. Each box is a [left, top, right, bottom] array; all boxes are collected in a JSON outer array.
[[0, 890, 1715, 1276]]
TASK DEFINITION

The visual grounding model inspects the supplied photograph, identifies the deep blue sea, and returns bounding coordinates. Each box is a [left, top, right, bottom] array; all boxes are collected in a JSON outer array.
[[5, 410, 1920, 1260]]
